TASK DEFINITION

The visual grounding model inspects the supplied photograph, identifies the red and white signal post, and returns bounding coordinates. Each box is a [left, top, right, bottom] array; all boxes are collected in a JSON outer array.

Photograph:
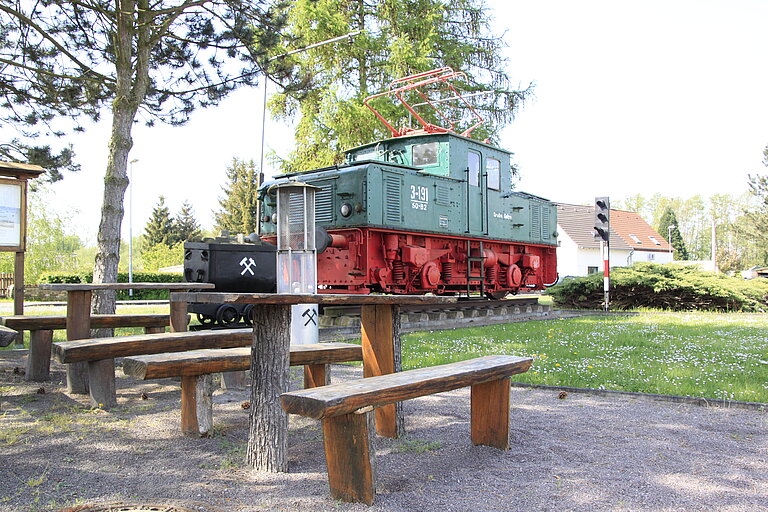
[[594, 197, 610, 311]]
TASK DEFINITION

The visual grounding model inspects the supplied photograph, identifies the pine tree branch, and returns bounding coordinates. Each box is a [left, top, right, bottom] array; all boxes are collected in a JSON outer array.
[[0, 3, 112, 83]]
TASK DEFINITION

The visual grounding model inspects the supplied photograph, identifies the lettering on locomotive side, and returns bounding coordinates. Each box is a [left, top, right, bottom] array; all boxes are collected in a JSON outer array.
[[493, 211, 513, 220], [410, 185, 429, 211]]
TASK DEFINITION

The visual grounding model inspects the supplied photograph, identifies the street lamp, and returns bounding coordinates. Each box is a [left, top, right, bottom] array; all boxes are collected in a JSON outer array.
[[129, 158, 138, 296], [667, 225, 676, 259]]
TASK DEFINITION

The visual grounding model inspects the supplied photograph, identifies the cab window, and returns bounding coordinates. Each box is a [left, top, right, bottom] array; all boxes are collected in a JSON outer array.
[[412, 142, 438, 166], [486, 158, 500, 190], [468, 151, 480, 186]]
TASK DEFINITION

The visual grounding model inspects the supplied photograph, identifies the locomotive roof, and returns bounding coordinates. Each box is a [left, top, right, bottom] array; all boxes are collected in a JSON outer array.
[[347, 131, 512, 155]]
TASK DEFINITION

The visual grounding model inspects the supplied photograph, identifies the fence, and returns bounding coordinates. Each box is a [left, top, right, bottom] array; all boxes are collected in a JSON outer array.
[[0, 273, 12, 298]]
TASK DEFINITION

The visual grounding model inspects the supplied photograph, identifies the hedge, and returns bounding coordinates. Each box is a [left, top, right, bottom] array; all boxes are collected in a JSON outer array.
[[544, 263, 768, 312], [38, 271, 184, 300]]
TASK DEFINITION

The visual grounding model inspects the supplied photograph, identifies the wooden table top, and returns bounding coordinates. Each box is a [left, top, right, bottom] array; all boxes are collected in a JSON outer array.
[[171, 292, 457, 306], [39, 282, 216, 292]]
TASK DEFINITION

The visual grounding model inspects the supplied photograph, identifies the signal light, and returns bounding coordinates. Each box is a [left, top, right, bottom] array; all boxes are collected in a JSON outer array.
[[594, 197, 610, 242]]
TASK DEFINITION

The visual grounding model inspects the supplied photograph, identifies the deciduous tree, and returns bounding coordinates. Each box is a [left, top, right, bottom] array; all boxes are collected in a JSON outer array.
[[0, 0, 289, 314]]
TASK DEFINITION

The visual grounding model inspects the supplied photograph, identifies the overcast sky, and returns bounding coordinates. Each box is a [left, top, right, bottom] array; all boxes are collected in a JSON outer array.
[[24, 0, 768, 244]]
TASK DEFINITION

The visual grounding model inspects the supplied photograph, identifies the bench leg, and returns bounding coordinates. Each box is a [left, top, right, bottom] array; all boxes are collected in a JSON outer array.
[[322, 411, 377, 505], [66, 362, 90, 395], [181, 375, 214, 437], [24, 330, 53, 382], [304, 363, 329, 388], [221, 371, 247, 390], [470, 377, 510, 450], [88, 359, 116, 408], [143, 326, 165, 334]]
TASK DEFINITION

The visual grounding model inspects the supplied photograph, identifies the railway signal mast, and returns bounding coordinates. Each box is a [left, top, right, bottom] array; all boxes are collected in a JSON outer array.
[[594, 197, 610, 311]]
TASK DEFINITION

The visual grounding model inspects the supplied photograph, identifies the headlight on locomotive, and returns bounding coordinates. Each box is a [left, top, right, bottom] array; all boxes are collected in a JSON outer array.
[[340, 203, 353, 217]]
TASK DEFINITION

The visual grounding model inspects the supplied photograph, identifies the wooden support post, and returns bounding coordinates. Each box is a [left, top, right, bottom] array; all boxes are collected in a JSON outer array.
[[303, 363, 329, 388], [144, 326, 165, 334], [360, 304, 403, 438], [66, 290, 91, 394], [88, 359, 117, 408], [13, 252, 24, 347], [180, 374, 213, 437], [24, 330, 52, 381], [246, 304, 290, 472], [322, 411, 376, 505], [169, 295, 188, 333], [470, 377, 510, 450]]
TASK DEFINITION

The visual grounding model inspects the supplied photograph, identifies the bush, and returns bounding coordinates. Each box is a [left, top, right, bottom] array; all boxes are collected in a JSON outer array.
[[38, 271, 184, 300], [545, 263, 768, 312]]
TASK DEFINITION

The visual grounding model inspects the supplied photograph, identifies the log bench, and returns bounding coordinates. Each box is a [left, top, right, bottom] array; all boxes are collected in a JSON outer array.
[[53, 328, 253, 408], [122, 343, 363, 436], [281, 355, 533, 505], [1, 314, 178, 382]]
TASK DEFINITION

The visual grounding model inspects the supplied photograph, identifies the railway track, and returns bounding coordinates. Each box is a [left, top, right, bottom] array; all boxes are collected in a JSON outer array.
[[319, 295, 553, 339]]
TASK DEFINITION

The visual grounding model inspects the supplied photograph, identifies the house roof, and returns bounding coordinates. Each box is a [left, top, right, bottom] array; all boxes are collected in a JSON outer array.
[[556, 203, 672, 252]]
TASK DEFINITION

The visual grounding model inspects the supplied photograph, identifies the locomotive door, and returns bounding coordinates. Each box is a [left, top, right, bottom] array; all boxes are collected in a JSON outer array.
[[466, 150, 485, 234]]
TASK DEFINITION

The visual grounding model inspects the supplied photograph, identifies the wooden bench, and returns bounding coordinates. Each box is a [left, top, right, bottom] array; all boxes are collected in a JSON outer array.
[[123, 343, 363, 437], [53, 328, 253, 408], [1, 314, 177, 382], [281, 355, 533, 504]]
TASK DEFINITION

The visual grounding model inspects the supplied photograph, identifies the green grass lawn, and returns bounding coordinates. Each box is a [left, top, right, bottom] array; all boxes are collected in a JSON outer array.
[[402, 312, 768, 403]]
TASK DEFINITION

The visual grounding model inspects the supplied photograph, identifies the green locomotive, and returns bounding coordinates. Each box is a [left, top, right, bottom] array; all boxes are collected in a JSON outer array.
[[259, 68, 558, 297]]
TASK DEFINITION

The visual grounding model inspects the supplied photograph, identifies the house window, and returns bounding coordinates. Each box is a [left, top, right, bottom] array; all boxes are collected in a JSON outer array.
[[587, 266, 599, 275], [648, 253, 655, 261], [648, 236, 661, 245], [629, 234, 641, 244]]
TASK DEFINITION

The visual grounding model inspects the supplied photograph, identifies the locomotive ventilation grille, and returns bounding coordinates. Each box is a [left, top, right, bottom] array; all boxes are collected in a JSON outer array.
[[384, 173, 402, 223], [314, 181, 334, 223]]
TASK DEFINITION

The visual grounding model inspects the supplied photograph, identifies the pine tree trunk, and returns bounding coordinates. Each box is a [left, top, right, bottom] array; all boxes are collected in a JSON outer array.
[[246, 304, 290, 472], [91, 0, 150, 321], [91, 103, 133, 318]]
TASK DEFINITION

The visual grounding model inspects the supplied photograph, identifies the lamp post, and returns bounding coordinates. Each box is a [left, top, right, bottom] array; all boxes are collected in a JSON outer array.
[[129, 158, 138, 296], [256, 30, 362, 234], [667, 225, 676, 259]]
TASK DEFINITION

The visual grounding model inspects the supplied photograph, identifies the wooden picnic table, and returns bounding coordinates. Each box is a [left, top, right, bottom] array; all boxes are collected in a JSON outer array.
[[39, 282, 215, 394], [171, 291, 456, 472]]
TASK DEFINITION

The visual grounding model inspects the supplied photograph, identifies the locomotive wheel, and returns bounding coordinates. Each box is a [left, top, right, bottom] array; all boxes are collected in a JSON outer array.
[[196, 313, 215, 326], [215, 305, 240, 327], [485, 290, 509, 300], [241, 305, 254, 326]]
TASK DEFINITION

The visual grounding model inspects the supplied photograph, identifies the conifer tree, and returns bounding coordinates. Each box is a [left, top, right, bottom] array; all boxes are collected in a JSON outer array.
[[0, 0, 291, 315], [657, 207, 689, 260], [215, 159, 260, 235], [143, 196, 174, 248], [172, 201, 202, 244], [267, 0, 531, 173]]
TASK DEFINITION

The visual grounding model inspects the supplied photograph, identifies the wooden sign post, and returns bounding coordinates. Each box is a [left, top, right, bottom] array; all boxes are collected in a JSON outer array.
[[0, 162, 45, 330]]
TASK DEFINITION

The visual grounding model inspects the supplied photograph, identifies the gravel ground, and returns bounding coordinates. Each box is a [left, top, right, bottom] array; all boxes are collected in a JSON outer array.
[[1, 350, 767, 512]]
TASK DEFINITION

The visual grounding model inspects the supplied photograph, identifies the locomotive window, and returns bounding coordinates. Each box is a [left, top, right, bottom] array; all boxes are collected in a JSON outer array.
[[486, 158, 500, 190], [468, 151, 480, 186], [413, 142, 438, 166]]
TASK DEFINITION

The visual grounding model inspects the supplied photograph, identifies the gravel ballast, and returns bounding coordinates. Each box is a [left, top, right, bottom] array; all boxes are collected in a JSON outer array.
[[1, 351, 766, 512]]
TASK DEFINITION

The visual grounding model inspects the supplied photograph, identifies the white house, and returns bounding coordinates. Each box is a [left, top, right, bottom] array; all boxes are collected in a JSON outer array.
[[556, 203, 674, 278]]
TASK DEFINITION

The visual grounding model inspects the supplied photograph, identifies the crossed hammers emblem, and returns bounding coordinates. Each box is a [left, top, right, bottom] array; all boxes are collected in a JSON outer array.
[[239, 257, 257, 276]]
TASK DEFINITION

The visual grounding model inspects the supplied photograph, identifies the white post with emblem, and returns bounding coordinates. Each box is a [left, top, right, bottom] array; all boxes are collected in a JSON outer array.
[[275, 182, 319, 345]]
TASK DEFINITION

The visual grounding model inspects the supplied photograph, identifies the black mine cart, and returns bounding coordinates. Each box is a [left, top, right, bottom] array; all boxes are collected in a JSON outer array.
[[184, 239, 277, 326]]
